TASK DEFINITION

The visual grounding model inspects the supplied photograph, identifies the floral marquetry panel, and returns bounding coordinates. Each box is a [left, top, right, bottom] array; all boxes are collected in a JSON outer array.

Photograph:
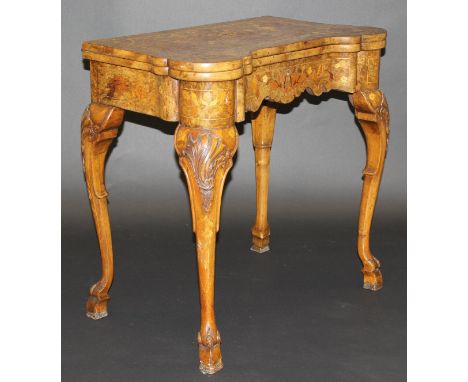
[[179, 81, 235, 129], [357, 50, 381, 91], [91, 62, 179, 121], [244, 53, 357, 112]]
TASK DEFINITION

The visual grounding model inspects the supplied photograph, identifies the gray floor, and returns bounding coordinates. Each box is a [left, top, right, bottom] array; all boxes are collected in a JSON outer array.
[[62, 213, 406, 381]]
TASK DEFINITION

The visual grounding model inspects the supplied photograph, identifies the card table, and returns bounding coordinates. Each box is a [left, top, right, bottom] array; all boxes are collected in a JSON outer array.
[[81, 16, 389, 374]]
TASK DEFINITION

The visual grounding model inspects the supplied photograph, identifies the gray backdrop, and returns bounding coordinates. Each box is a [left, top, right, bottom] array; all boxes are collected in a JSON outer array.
[[62, 0, 406, 229], [62, 2, 406, 380]]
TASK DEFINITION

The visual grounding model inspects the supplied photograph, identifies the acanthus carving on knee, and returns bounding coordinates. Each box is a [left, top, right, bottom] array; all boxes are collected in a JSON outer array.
[[350, 90, 390, 177], [81, 103, 124, 200]]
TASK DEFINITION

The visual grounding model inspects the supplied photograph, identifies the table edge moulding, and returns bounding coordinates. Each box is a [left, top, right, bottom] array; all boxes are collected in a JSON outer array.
[[80, 16, 390, 375]]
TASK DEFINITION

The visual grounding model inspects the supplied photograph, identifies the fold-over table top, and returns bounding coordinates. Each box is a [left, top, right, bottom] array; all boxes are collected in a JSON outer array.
[[83, 16, 385, 68]]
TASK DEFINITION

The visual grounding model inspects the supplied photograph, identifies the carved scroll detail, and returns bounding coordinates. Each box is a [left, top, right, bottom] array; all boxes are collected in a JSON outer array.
[[182, 131, 233, 212], [80, 104, 122, 147], [350, 90, 389, 291], [352, 89, 390, 154], [81, 103, 124, 320], [245, 54, 356, 112], [81, 104, 123, 199], [174, 81, 238, 373], [353, 90, 389, 122], [81, 105, 100, 143]]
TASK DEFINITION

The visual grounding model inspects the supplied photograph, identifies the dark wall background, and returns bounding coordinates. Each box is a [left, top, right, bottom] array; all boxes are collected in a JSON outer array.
[[62, 0, 406, 228]]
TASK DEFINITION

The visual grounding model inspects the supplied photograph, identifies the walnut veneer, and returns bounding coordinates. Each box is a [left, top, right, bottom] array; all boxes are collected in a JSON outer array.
[[80, 16, 390, 374]]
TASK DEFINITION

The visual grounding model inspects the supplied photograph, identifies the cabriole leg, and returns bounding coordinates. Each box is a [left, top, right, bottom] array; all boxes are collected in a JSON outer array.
[[81, 103, 124, 319], [175, 81, 238, 374], [350, 90, 389, 291], [250, 104, 276, 253]]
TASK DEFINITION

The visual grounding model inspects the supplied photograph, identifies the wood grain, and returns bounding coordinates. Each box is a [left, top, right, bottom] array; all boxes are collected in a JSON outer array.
[[251, 104, 276, 253], [245, 52, 356, 112], [174, 81, 239, 374], [82, 16, 385, 81], [81, 16, 389, 374], [350, 89, 389, 291], [81, 103, 124, 319], [91, 61, 179, 121]]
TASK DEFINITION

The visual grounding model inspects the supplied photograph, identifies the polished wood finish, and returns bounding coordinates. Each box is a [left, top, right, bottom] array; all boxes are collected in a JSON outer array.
[[251, 104, 276, 253], [81, 16, 390, 374], [351, 90, 389, 291], [82, 16, 385, 82], [81, 103, 124, 319], [174, 81, 239, 374]]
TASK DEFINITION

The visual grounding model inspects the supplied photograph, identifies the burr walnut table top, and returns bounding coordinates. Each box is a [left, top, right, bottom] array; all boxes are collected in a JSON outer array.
[[82, 16, 386, 81]]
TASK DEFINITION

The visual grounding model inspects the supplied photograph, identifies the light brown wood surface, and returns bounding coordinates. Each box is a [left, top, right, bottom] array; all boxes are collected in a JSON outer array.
[[81, 16, 390, 374], [82, 16, 385, 79], [351, 90, 389, 291], [81, 103, 124, 320], [251, 104, 276, 253]]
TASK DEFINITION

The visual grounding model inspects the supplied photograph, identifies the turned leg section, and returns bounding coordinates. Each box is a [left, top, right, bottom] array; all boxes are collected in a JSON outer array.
[[350, 90, 389, 291], [81, 103, 124, 319], [250, 104, 276, 253], [175, 81, 238, 374]]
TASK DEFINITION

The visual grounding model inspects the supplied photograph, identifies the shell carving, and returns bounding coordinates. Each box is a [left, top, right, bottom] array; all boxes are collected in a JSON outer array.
[[182, 131, 232, 212]]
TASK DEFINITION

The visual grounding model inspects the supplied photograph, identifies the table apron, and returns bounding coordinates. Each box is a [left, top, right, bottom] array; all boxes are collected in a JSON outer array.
[[89, 49, 381, 122]]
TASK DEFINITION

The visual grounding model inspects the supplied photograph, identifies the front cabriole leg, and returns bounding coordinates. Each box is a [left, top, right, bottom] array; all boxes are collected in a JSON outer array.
[[81, 103, 124, 319], [350, 90, 389, 291], [174, 81, 238, 374]]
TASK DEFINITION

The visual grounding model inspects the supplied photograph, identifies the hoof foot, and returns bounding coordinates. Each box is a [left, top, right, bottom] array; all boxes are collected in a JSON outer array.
[[86, 311, 108, 320], [198, 330, 223, 375], [362, 269, 383, 291], [363, 283, 383, 291], [199, 359, 223, 375], [251, 234, 270, 254], [86, 294, 109, 320], [250, 245, 270, 253]]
